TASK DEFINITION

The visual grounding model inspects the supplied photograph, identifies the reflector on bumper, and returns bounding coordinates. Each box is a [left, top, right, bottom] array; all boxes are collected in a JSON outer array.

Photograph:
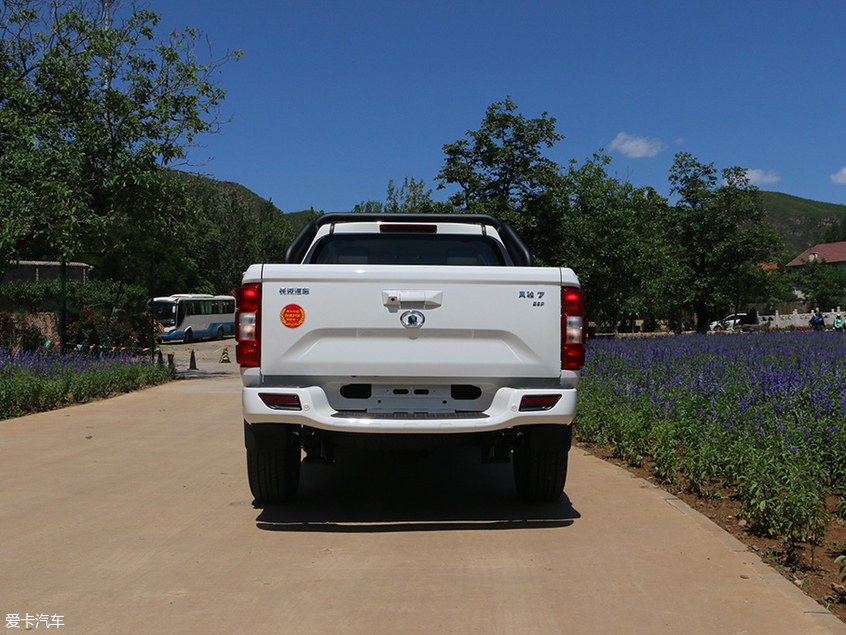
[[519, 395, 562, 411], [259, 393, 302, 410]]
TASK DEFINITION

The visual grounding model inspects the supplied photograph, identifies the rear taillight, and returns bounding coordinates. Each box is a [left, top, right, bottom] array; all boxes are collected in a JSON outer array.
[[236, 283, 261, 367], [561, 286, 585, 371]]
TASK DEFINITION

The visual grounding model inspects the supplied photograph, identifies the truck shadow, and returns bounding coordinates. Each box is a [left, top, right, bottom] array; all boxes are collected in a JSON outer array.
[[255, 446, 580, 533]]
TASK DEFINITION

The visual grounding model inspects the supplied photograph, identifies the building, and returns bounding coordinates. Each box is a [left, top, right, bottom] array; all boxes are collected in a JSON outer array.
[[2, 260, 94, 285], [786, 241, 846, 271]]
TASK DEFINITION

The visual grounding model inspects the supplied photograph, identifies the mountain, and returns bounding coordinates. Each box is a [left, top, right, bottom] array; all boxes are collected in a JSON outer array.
[[283, 209, 323, 232], [759, 191, 846, 256], [271, 191, 846, 260], [175, 171, 322, 231], [173, 173, 845, 260]]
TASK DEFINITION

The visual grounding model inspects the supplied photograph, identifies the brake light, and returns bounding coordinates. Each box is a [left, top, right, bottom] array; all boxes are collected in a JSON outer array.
[[561, 286, 585, 371], [236, 283, 261, 367], [237, 283, 261, 312], [379, 224, 437, 233]]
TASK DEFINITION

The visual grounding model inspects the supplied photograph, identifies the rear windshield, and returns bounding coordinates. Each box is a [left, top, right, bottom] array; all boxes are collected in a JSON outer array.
[[306, 234, 512, 266]]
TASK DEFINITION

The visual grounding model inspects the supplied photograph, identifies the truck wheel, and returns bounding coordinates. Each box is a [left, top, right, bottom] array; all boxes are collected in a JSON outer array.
[[513, 427, 570, 502], [245, 422, 301, 504]]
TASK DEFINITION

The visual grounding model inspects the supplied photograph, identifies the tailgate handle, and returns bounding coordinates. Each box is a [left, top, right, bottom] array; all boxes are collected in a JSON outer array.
[[382, 290, 443, 307]]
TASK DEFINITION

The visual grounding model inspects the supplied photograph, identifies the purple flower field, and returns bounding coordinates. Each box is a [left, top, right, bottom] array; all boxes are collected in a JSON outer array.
[[578, 331, 846, 543], [0, 348, 174, 419]]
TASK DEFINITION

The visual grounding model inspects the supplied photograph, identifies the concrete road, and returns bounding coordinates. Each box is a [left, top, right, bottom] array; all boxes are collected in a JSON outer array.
[[1, 377, 845, 635]]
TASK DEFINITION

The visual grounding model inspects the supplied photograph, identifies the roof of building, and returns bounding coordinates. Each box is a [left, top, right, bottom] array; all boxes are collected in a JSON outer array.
[[6, 260, 93, 268], [786, 241, 846, 267]]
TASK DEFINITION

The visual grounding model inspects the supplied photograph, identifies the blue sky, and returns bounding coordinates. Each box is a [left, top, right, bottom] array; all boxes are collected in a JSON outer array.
[[142, 1, 846, 213]]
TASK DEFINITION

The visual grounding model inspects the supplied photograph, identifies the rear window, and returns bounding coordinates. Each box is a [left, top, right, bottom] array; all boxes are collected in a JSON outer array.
[[307, 234, 512, 266]]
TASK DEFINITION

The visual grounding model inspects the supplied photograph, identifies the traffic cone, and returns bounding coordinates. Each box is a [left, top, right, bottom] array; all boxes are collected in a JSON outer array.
[[189, 349, 197, 370], [219, 346, 231, 363]]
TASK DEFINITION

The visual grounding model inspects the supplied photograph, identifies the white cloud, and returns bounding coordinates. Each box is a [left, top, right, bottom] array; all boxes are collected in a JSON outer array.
[[831, 168, 846, 185], [608, 132, 665, 158], [746, 169, 781, 185]]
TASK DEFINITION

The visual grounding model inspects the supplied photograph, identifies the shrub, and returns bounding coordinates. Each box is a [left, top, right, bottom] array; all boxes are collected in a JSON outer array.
[[18, 323, 45, 352], [0, 313, 16, 350], [0, 312, 45, 352], [66, 308, 141, 350], [0, 349, 175, 419], [578, 332, 846, 545]]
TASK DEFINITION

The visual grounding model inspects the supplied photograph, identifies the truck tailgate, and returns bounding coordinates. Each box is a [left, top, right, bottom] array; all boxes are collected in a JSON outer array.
[[252, 265, 572, 380]]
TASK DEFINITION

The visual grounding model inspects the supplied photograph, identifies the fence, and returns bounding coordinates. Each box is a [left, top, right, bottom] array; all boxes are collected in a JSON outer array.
[[761, 307, 843, 329]]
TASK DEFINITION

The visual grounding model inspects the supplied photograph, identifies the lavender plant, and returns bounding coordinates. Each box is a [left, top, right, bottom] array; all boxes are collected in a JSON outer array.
[[578, 331, 846, 546], [0, 348, 175, 419]]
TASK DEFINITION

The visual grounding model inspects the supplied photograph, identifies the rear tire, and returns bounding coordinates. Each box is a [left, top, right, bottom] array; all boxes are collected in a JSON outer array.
[[245, 422, 301, 504], [216, 326, 224, 340], [513, 427, 570, 502]]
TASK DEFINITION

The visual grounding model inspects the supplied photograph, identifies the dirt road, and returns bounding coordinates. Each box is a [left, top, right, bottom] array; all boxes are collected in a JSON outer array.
[[156, 337, 240, 378], [1, 377, 844, 634]]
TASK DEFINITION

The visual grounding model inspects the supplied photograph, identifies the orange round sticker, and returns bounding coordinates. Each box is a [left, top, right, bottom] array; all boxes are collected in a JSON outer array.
[[281, 304, 305, 328]]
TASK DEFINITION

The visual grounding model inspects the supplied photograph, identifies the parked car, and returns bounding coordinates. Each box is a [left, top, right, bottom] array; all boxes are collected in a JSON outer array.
[[710, 313, 750, 331]]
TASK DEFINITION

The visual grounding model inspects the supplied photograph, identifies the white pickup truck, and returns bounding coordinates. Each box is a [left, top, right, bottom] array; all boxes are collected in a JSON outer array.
[[236, 214, 585, 503]]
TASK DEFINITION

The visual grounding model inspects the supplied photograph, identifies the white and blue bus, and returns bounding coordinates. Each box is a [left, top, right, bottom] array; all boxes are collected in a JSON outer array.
[[149, 294, 236, 343]]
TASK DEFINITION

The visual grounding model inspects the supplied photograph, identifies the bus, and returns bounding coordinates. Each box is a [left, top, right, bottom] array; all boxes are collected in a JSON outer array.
[[149, 294, 236, 343]]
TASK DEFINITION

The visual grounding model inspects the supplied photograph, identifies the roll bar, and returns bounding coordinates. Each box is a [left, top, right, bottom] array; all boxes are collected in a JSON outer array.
[[284, 213, 534, 267]]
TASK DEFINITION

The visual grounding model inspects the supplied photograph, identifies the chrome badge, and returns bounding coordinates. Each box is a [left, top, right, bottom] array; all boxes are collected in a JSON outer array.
[[400, 310, 425, 328]]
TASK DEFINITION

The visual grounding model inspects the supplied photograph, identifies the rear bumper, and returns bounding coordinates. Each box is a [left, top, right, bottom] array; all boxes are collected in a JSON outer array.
[[242, 385, 576, 434]]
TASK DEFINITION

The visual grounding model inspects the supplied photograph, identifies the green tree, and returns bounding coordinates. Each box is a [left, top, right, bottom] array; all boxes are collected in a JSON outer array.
[[794, 259, 846, 311], [0, 0, 240, 272], [437, 97, 566, 265], [352, 200, 383, 214], [666, 153, 782, 332], [157, 175, 294, 294], [823, 213, 846, 243], [385, 176, 454, 214], [353, 178, 454, 215], [81, 172, 296, 299], [563, 153, 673, 329]]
